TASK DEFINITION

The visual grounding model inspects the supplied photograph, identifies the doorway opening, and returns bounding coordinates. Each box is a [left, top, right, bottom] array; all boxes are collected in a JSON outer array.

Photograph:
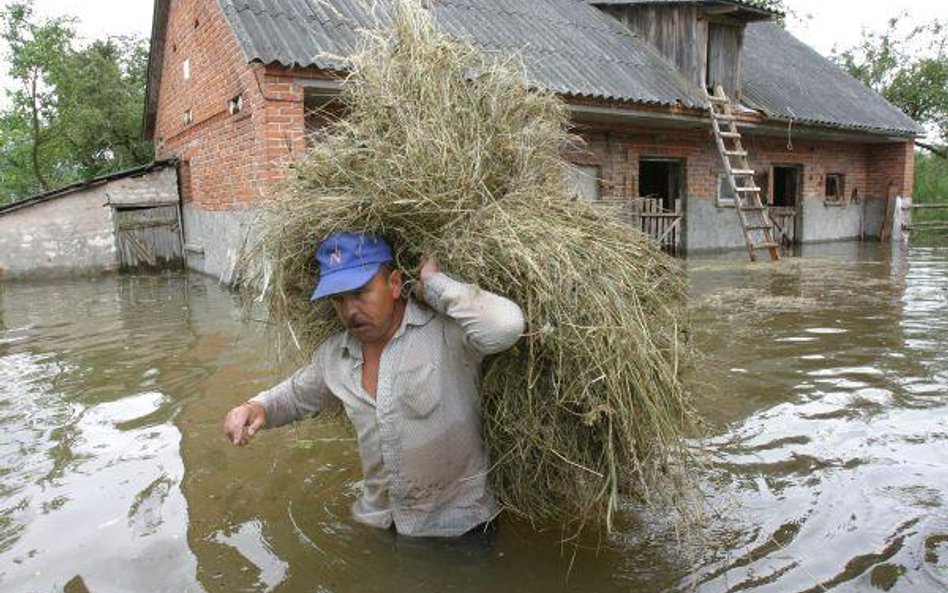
[[770, 165, 803, 245], [638, 158, 684, 211], [772, 165, 801, 207]]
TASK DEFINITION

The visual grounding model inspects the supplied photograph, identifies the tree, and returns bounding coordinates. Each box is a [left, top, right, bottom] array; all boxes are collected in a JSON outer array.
[[833, 16, 948, 157], [0, 1, 153, 204], [0, 1, 74, 196], [51, 37, 154, 180]]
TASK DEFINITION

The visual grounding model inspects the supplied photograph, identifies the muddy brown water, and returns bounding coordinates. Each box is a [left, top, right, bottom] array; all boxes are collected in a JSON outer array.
[[1, 241, 947, 592]]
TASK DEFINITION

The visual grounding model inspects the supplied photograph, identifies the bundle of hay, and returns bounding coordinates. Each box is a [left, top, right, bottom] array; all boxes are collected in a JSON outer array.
[[242, 0, 696, 531]]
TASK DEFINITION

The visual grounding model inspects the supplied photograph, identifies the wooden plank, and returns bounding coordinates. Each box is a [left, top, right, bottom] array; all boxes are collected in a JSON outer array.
[[906, 221, 948, 229], [113, 205, 184, 270], [903, 203, 948, 210], [117, 218, 179, 231]]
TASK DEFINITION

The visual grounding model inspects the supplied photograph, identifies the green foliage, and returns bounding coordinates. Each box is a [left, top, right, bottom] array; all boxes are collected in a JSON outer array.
[[0, 1, 153, 205], [915, 153, 948, 203], [833, 16, 948, 145], [912, 153, 948, 231]]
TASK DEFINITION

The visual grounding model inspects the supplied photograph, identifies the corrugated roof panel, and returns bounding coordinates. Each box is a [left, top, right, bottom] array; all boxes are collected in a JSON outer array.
[[225, 0, 708, 107], [216, 0, 918, 134], [742, 23, 923, 135]]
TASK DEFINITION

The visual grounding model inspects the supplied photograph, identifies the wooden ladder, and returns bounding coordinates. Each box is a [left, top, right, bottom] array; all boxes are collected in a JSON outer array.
[[707, 85, 780, 262]]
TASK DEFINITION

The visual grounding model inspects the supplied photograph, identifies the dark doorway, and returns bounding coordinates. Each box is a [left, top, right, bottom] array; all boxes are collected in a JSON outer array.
[[770, 165, 803, 245], [772, 166, 801, 207], [638, 158, 684, 211]]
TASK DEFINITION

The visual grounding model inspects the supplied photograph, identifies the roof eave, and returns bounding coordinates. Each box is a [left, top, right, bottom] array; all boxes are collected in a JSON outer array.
[[143, 0, 171, 141], [568, 101, 920, 140]]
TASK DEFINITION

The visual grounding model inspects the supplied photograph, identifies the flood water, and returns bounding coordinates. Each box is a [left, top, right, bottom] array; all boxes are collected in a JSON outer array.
[[1, 241, 947, 592]]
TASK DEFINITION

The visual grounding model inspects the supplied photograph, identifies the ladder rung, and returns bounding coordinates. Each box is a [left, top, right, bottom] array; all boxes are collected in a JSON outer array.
[[746, 224, 773, 230], [752, 242, 780, 249], [724, 150, 747, 157], [719, 132, 741, 138], [741, 206, 767, 211], [714, 114, 737, 122], [731, 169, 754, 175], [707, 95, 730, 105], [735, 186, 761, 192]]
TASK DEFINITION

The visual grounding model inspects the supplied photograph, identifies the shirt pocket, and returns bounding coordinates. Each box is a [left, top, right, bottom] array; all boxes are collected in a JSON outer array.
[[398, 361, 440, 419]]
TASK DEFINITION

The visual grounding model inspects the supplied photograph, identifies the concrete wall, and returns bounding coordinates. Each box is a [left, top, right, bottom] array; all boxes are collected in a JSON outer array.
[[801, 196, 883, 242], [0, 191, 115, 279], [181, 204, 254, 284], [0, 167, 179, 280], [106, 167, 181, 208], [684, 194, 890, 251]]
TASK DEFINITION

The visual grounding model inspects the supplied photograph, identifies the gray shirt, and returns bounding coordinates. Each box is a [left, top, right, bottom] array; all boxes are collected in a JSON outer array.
[[251, 273, 525, 536]]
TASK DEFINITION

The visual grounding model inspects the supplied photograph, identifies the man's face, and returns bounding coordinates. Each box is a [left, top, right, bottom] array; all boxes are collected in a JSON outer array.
[[329, 267, 404, 345]]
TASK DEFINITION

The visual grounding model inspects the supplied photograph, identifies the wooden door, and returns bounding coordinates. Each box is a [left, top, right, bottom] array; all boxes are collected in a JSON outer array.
[[113, 205, 184, 270], [769, 166, 803, 245], [707, 22, 743, 101]]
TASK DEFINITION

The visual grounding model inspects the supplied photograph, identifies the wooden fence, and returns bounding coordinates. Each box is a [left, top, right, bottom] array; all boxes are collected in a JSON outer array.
[[768, 206, 796, 246], [902, 202, 948, 232], [597, 197, 683, 254]]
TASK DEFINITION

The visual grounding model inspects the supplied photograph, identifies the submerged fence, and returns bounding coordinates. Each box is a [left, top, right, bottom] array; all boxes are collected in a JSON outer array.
[[597, 197, 683, 255], [903, 202, 948, 233]]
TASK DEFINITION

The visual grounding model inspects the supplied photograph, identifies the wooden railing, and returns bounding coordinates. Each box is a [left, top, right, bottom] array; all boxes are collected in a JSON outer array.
[[596, 197, 683, 255], [902, 202, 948, 232]]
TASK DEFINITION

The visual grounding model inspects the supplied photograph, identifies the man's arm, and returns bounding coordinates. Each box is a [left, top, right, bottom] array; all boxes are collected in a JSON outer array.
[[222, 348, 332, 446], [416, 257, 525, 356]]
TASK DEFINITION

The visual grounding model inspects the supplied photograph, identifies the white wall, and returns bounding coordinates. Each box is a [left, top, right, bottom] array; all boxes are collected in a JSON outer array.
[[0, 166, 179, 279]]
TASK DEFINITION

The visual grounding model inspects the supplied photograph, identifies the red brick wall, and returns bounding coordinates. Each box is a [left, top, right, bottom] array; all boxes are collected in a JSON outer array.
[[567, 122, 914, 203], [153, 0, 308, 210], [868, 141, 916, 198]]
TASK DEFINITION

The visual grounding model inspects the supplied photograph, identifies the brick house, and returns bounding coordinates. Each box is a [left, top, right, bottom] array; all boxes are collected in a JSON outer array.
[[144, 0, 921, 279]]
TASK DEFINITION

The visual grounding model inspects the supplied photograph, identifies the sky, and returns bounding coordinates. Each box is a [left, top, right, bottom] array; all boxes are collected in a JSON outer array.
[[0, 0, 946, 102]]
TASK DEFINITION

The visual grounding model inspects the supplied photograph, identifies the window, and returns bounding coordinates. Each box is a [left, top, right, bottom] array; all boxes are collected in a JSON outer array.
[[183, 109, 193, 125], [825, 173, 846, 205], [182, 58, 190, 81], [718, 170, 769, 208], [567, 164, 601, 202], [716, 174, 735, 207], [229, 94, 243, 115]]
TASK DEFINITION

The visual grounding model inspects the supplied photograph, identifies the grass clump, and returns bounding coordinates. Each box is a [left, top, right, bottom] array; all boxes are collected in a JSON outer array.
[[241, 0, 698, 532]]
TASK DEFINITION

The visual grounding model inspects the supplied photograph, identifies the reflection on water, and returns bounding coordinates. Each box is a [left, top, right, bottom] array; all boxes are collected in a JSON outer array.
[[687, 242, 948, 593], [0, 241, 947, 592]]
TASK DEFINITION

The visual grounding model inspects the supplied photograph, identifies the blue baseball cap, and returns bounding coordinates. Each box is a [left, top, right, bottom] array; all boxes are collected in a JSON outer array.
[[311, 232, 394, 300]]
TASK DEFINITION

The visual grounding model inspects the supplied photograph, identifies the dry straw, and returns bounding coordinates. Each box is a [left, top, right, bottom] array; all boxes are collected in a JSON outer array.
[[241, 0, 698, 532]]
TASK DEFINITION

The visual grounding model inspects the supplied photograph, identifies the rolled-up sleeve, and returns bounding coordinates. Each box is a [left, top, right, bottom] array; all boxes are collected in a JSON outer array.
[[423, 272, 525, 356], [250, 347, 332, 428]]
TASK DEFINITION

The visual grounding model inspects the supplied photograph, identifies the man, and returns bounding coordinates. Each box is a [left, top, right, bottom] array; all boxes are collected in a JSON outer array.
[[223, 231, 524, 537]]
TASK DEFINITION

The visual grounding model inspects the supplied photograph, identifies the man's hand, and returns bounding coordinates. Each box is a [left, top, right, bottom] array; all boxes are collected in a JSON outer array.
[[413, 256, 440, 302], [223, 401, 267, 446]]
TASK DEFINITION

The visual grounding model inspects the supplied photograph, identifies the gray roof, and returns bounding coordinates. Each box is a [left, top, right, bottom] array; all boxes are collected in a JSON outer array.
[[220, 0, 708, 107], [742, 23, 922, 135], [211, 0, 920, 136]]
